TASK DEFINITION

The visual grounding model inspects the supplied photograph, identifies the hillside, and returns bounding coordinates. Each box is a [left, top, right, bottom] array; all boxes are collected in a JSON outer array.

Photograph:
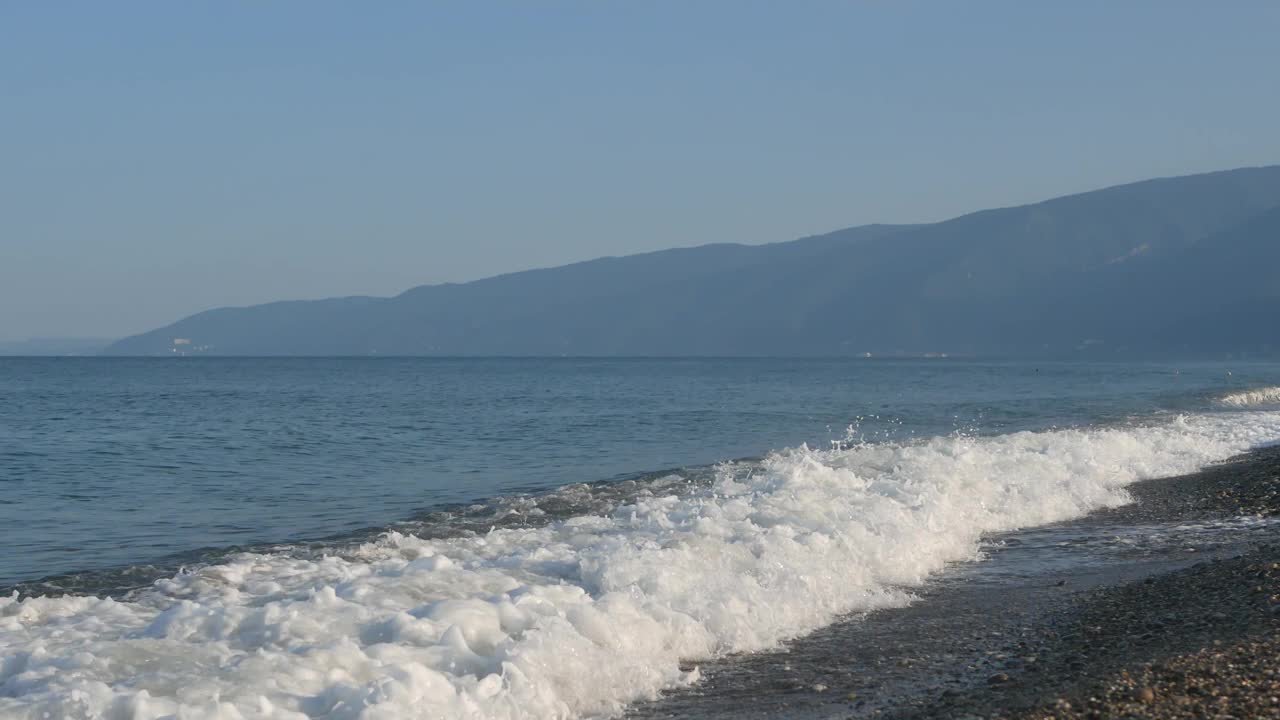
[[104, 166, 1280, 358]]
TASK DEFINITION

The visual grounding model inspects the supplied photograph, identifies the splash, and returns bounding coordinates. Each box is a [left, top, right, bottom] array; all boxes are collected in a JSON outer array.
[[1219, 386, 1280, 408]]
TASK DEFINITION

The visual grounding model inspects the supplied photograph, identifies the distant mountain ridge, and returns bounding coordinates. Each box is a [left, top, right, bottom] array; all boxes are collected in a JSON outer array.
[[105, 166, 1280, 358]]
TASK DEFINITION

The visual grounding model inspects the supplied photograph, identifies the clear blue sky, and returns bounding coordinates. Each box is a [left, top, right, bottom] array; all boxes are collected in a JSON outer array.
[[3, 1, 1279, 341]]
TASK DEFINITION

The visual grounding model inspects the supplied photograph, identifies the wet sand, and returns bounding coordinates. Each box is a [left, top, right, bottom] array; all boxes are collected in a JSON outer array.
[[628, 447, 1280, 719]]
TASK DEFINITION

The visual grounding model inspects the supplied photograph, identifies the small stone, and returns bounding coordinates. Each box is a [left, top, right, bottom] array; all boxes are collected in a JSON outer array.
[[1134, 687, 1156, 703], [1270, 604, 1280, 615], [987, 673, 1010, 685], [812, 684, 827, 693], [845, 692, 858, 701]]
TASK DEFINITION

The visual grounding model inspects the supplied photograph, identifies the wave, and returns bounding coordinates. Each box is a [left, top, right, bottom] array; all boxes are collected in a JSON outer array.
[[1219, 385, 1280, 408], [4, 412, 1280, 719]]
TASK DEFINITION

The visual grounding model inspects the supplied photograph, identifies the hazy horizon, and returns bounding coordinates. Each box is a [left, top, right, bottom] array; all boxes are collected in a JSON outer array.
[[4, 2, 1280, 341]]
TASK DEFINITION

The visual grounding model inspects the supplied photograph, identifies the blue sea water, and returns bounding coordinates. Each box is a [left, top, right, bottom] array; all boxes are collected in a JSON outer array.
[[0, 357, 1273, 589], [5, 357, 1280, 719]]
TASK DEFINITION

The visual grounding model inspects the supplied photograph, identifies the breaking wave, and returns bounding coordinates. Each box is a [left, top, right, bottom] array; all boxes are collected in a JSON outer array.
[[4, 412, 1280, 719], [1219, 385, 1280, 408]]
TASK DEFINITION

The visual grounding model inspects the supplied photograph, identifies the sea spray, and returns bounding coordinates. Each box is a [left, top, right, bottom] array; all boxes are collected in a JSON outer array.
[[4, 411, 1280, 720], [1219, 385, 1280, 408]]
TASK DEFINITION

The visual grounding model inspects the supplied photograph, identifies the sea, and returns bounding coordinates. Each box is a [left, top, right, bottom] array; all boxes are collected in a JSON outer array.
[[3, 357, 1280, 719]]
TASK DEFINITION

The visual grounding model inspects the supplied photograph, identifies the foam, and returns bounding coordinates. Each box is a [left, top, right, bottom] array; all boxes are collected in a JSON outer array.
[[4, 411, 1280, 720], [1219, 385, 1280, 408]]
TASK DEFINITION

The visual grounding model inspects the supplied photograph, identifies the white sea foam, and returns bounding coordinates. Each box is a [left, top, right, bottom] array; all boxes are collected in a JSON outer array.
[[1219, 385, 1280, 408], [4, 412, 1280, 720]]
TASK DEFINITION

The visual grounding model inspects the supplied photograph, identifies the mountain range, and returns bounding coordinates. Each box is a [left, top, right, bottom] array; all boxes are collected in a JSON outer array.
[[104, 165, 1280, 358]]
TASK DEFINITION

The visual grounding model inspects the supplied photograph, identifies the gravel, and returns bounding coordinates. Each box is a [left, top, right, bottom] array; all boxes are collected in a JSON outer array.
[[905, 545, 1280, 720], [897, 447, 1280, 720]]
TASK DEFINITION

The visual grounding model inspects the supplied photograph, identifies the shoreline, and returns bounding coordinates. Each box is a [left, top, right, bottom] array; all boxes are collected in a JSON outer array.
[[628, 447, 1280, 719], [935, 543, 1280, 720]]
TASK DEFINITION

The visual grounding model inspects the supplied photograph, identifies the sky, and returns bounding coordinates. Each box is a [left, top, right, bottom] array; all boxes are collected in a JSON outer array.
[[3, 2, 1279, 341]]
